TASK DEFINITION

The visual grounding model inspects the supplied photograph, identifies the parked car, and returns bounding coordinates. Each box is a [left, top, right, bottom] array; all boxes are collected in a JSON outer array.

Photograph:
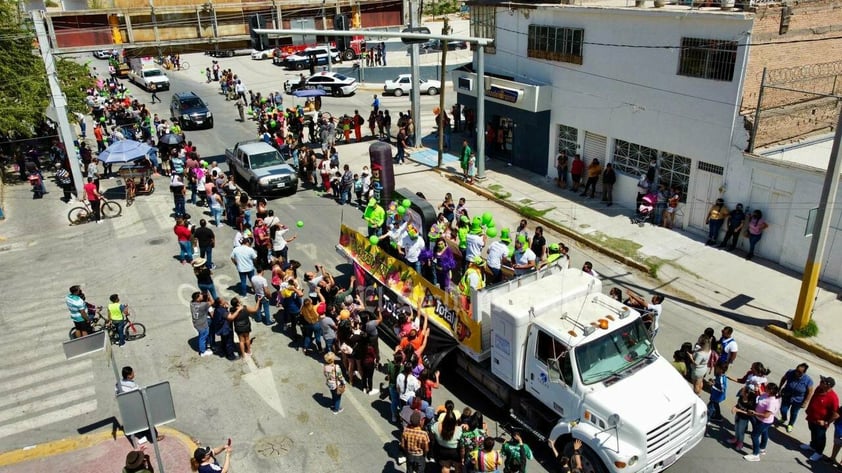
[[250, 48, 275, 60], [93, 50, 112, 60], [283, 71, 358, 97], [384, 74, 441, 97], [282, 46, 341, 70], [407, 39, 468, 55], [170, 92, 213, 129]]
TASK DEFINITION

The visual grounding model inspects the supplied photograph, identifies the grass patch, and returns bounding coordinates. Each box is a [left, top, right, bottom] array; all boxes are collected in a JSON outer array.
[[519, 198, 533, 205], [793, 320, 819, 338], [520, 205, 554, 219], [487, 184, 511, 200]]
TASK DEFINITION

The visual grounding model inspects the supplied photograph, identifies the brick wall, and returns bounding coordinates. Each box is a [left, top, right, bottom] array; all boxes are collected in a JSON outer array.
[[741, 0, 842, 148]]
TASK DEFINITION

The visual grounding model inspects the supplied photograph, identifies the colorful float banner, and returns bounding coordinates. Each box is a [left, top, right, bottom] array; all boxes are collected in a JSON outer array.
[[339, 225, 482, 354]]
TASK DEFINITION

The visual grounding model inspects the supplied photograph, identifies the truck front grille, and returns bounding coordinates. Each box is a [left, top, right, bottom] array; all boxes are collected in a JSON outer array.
[[646, 406, 693, 457]]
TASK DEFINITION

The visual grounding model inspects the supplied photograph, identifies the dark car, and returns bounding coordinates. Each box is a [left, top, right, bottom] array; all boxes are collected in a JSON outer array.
[[407, 39, 468, 55], [170, 92, 213, 129]]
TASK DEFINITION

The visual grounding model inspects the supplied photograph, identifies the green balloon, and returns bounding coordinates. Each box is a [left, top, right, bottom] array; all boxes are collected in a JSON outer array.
[[401, 199, 411, 209], [270, 120, 277, 127], [396, 205, 406, 215], [485, 227, 498, 238], [481, 212, 493, 226], [487, 220, 496, 230], [296, 220, 304, 228], [369, 235, 379, 245]]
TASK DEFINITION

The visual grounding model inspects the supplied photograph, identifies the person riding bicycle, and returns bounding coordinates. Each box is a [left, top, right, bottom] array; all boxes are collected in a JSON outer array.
[[67, 285, 93, 338], [107, 294, 130, 347]]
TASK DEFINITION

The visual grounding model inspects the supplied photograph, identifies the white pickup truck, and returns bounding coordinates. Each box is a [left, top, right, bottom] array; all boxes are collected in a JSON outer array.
[[127, 57, 170, 92]]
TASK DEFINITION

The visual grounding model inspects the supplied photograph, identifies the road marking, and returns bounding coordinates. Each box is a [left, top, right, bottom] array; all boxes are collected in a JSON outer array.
[[0, 358, 91, 393], [12, 322, 67, 342], [0, 400, 98, 440], [0, 385, 96, 424], [0, 369, 93, 410], [0, 353, 66, 380], [242, 356, 286, 417], [147, 198, 175, 231], [112, 205, 147, 239], [343, 388, 392, 443]]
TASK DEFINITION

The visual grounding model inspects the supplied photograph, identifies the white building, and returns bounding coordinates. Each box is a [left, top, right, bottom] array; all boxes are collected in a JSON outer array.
[[456, 1, 842, 286]]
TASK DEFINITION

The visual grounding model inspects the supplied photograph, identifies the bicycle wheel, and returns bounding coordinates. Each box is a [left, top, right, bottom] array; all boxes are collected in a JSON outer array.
[[124, 322, 146, 341], [68, 206, 89, 225], [101, 200, 122, 219], [180, 61, 190, 71]]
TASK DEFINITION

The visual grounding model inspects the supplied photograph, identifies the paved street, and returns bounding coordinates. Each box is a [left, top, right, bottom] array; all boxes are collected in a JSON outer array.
[[0, 41, 840, 473]]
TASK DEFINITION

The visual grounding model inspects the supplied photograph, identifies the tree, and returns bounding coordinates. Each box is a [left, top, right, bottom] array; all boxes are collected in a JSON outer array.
[[0, 4, 91, 138]]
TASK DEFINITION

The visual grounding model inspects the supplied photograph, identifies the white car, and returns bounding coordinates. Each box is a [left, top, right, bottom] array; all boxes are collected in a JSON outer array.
[[283, 71, 358, 97], [384, 74, 441, 97], [93, 50, 112, 60], [250, 49, 274, 60], [282, 47, 341, 70]]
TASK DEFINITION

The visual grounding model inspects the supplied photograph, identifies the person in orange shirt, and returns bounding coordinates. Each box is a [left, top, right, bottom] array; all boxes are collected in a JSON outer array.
[[94, 124, 105, 152]]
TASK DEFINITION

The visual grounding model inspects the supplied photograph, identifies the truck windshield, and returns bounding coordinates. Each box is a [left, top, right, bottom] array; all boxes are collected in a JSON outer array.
[[574, 318, 654, 385], [249, 151, 283, 169], [144, 70, 164, 77]]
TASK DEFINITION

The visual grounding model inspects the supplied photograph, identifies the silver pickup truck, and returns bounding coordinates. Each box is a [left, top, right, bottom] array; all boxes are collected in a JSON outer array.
[[225, 140, 298, 196]]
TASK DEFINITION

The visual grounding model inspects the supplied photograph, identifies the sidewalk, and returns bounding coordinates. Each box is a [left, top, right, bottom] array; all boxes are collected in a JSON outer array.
[[0, 427, 196, 473], [407, 143, 842, 367]]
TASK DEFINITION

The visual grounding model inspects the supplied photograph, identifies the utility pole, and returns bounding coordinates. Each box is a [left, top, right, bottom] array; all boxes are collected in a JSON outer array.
[[436, 16, 448, 167], [31, 11, 85, 198], [475, 43, 486, 179], [793, 111, 842, 330], [409, 0, 421, 144], [321, 0, 332, 72]]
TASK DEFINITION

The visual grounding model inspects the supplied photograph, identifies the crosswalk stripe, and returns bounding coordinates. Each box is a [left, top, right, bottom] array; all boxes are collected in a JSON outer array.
[[0, 353, 67, 380], [112, 204, 147, 239], [12, 322, 68, 342], [0, 358, 91, 393], [146, 196, 176, 232], [0, 385, 96, 424], [0, 400, 98, 440], [0, 369, 94, 411]]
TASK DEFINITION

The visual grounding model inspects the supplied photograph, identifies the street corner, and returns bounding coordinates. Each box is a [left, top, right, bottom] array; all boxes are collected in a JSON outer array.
[[765, 324, 842, 368], [0, 426, 197, 473]]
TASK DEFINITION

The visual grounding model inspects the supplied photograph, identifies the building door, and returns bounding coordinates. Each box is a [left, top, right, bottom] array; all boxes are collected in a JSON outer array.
[[582, 132, 606, 163], [688, 162, 724, 231]]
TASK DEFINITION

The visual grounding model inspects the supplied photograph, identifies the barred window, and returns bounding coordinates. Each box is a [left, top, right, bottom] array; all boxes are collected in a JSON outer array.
[[527, 25, 584, 65], [677, 38, 737, 82], [697, 161, 724, 175], [470, 6, 496, 54], [557, 124, 578, 156], [659, 152, 691, 200], [612, 139, 657, 177]]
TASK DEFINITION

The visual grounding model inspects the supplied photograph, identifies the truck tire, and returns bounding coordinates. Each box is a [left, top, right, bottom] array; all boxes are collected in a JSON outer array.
[[342, 49, 356, 61], [393, 88, 403, 97], [427, 86, 439, 96], [560, 439, 608, 473]]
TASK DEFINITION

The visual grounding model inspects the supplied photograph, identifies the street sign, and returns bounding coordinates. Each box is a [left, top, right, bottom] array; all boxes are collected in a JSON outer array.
[[805, 207, 818, 237], [116, 381, 176, 436], [62, 330, 106, 360]]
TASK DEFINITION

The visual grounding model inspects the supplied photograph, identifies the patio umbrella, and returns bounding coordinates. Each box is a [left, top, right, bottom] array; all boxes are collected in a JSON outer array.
[[98, 140, 152, 164], [159, 133, 184, 145], [292, 88, 328, 98]]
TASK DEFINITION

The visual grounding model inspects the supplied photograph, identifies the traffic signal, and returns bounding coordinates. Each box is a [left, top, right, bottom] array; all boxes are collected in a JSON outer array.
[[249, 14, 268, 51], [334, 14, 348, 30], [401, 26, 430, 45]]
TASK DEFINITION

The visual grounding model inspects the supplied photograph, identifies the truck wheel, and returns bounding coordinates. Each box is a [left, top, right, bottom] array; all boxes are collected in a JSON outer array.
[[342, 49, 356, 61], [561, 439, 608, 473], [427, 87, 439, 96], [393, 88, 403, 97]]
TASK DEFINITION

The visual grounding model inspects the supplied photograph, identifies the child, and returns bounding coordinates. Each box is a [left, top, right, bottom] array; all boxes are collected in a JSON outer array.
[[467, 153, 476, 184], [107, 294, 130, 347], [708, 364, 728, 422], [353, 173, 363, 207]]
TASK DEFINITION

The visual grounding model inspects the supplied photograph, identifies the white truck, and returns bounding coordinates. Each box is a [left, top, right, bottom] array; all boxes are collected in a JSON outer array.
[[337, 228, 706, 473], [127, 57, 170, 92]]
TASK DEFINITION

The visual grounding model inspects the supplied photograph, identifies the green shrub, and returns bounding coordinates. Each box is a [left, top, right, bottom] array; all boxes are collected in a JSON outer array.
[[793, 320, 819, 338]]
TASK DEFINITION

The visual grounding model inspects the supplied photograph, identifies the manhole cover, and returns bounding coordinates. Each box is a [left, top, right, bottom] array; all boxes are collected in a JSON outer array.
[[254, 436, 294, 458], [147, 237, 168, 246]]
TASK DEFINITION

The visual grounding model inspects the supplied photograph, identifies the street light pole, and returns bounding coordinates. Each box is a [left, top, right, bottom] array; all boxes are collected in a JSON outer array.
[[792, 111, 842, 329], [476, 44, 485, 179], [409, 0, 421, 143]]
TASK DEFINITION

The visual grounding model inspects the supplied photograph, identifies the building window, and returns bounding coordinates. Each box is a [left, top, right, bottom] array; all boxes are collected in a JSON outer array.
[[527, 25, 583, 65], [677, 38, 737, 82], [697, 161, 724, 175], [557, 124, 578, 156], [659, 152, 691, 200], [470, 6, 496, 54], [612, 139, 657, 177]]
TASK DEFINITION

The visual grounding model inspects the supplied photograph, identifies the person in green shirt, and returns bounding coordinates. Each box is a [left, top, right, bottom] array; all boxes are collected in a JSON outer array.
[[460, 139, 472, 181], [364, 198, 385, 237], [501, 432, 533, 473]]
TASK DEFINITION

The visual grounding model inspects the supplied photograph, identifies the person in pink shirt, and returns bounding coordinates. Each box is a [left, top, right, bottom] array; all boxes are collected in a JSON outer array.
[[740, 383, 781, 461], [745, 209, 769, 261]]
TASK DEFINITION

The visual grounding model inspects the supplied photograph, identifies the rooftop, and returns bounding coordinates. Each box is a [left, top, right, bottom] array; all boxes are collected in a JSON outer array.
[[756, 133, 836, 172]]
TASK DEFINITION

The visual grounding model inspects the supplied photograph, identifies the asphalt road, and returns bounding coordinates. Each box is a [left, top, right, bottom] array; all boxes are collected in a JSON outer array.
[[0, 52, 838, 473]]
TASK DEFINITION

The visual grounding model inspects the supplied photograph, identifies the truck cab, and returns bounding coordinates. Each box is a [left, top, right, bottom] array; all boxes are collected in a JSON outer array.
[[225, 140, 298, 196], [127, 57, 170, 92], [490, 270, 706, 472]]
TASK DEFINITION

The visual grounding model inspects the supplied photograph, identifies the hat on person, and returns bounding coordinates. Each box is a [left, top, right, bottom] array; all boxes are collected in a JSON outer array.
[[192, 257, 207, 268], [469, 217, 483, 235], [410, 411, 422, 427], [193, 447, 211, 462], [460, 215, 470, 224], [125, 451, 145, 469], [500, 228, 512, 243], [549, 243, 560, 252], [471, 256, 485, 267], [407, 224, 419, 238], [367, 198, 377, 208], [339, 309, 351, 320], [821, 375, 836, 387]]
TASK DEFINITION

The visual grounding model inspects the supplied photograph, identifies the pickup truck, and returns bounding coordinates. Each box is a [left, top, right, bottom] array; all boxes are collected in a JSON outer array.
[[225, 140, 298, 196], [127, 57, 170, 92]]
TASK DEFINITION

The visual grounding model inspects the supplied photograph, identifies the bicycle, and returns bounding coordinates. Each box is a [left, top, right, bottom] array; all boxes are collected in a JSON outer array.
[[68, 198, 122, 225], [178, 61, 190, 71], [68, 307, 146, 343], [68, 304, 107, 340]]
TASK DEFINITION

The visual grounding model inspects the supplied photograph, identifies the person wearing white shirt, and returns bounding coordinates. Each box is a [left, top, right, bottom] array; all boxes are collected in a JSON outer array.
[[486, 240, 508, 284], [400, 226, 426, 274], [511, 239, 536, 277]]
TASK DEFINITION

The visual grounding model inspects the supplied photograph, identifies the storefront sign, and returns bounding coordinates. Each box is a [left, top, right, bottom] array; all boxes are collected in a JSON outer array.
[[338, 225, 482, 353], [487, 85, 522, 103]]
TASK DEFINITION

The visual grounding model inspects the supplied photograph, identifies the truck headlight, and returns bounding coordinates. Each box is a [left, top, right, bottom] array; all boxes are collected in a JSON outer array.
[[628, 455, 638, 466], [182, 114, 189, 120]]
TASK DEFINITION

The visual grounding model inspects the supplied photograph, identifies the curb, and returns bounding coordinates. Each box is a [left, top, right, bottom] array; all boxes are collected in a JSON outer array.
[[439, 172, 651, 275], [0, 426, 197, 468], [765, 325, 842, 368]]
